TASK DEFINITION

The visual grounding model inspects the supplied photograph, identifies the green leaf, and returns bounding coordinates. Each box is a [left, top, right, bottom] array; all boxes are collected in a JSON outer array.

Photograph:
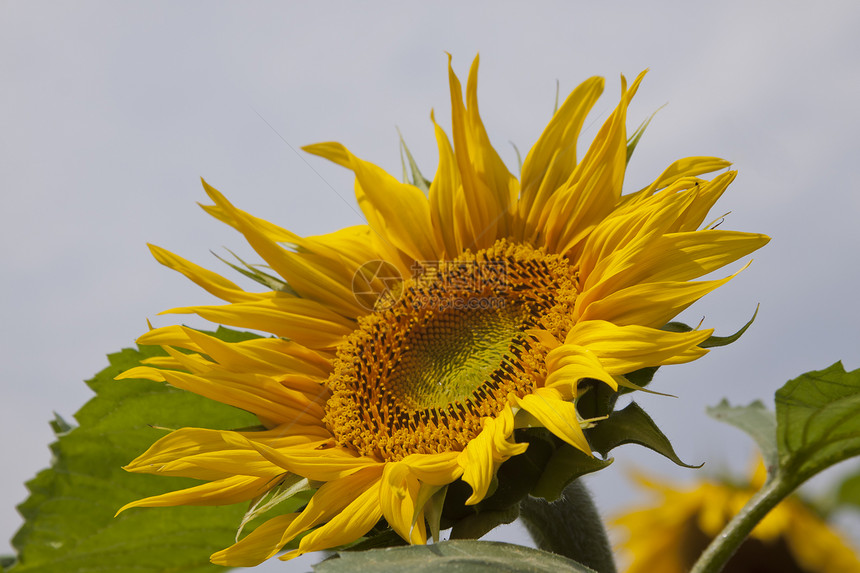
[[586, 402, 699, 468], [689, 362, 860, 573], [835, 466, 860, 511], [313, 540, 596, 573], [776, 361, 860, 483], [9, 327, 267, 572], [706, 399, 778, 471], [530, 444, 612, 501]]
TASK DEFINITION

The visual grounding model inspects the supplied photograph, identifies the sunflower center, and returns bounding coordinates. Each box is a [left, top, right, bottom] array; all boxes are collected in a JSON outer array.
[[324, 239, 579, 462], [389, 303, 527, 410]]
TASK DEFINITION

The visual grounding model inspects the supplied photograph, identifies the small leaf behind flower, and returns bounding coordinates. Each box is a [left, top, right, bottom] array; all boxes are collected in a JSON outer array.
[[706, 400, 778, 472], [314, 540, 596, 573], [834, 467, 860, 511]]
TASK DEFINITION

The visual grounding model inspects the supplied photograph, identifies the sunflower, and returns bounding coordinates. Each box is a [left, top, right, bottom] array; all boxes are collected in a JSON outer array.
[[115, 55, 768, 566], [612, 462, 860, 573]]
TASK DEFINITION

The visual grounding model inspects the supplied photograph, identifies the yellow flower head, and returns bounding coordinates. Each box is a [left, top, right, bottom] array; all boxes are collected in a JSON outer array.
[[612, 462, 860, 573], [116, 55, 769, 566]]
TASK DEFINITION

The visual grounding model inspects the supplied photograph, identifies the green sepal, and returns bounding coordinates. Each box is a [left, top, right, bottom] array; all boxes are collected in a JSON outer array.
[[413, 484, 447, 543], [575, 379, 620, 419], [211, 248, 294, 294], [706, 399, 778, 472], [617, 307, 759, 397], [663, 304, 758, 349], [586, 402, 699, 469], [313, 540, 597, 573], [617, 366, 660, 396], [236, 475, 314, 540], [530, 444, 612, 501], [510, 141, 524, 175], [341, 528, 408, 553], [449, 505, 521, 540], [398, 130, 430, 193], [478, 431, 554, 511], [626, 105, 664, 165]]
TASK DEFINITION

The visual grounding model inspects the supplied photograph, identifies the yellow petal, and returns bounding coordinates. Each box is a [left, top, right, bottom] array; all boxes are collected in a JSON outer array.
[[554, 320, 713, 375], [457, 408, 526, 505], [578, 273, 738, 328], [116, 475, 271, 515], [463, 54, 518, 238], [303, 141, 440, 262], [211, 465, 383, 566], [162, 295, 353, 350], [519, 76, 604, 238], [428, 110, 462, 257], [379, 462, 427, 545], [541, 71, 647, 254], [240, 438, 381, 482], [145, 366, 324, 426], [625, 156, 733, 204], [202, 179, 364, 318], [447, 54, 508, 250], [400, 451, 462, 486], [514, 388, 592, 455], [123, 426, 330, 479], [148, 244, 268, 304], [284, 475, 385, 559], [577, 230, 769, 316], [138, 326, 332, 380], [544, 345, 619, 392], [210, 513, 299, 566], [577, 184, 698, 285]]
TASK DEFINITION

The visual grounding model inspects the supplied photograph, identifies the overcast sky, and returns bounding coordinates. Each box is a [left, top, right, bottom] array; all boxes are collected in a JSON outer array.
[[3, 2, 860, 570]]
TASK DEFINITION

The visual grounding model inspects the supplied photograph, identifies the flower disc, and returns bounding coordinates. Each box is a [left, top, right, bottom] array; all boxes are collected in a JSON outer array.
[[325, 240, 579, 461]]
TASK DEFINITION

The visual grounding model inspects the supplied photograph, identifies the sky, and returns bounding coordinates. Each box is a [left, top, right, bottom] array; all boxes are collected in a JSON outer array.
[[3, 1, 860, 571]]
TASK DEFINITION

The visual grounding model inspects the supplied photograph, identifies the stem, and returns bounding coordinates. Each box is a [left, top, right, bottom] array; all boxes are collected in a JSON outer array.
[[690, 474, 797, 573], [520, 480, 617, 573]]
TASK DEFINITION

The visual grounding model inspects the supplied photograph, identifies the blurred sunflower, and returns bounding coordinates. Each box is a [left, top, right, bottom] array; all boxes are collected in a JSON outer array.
[[612, 462, 860, 573], [115, 55, 768, 566]]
